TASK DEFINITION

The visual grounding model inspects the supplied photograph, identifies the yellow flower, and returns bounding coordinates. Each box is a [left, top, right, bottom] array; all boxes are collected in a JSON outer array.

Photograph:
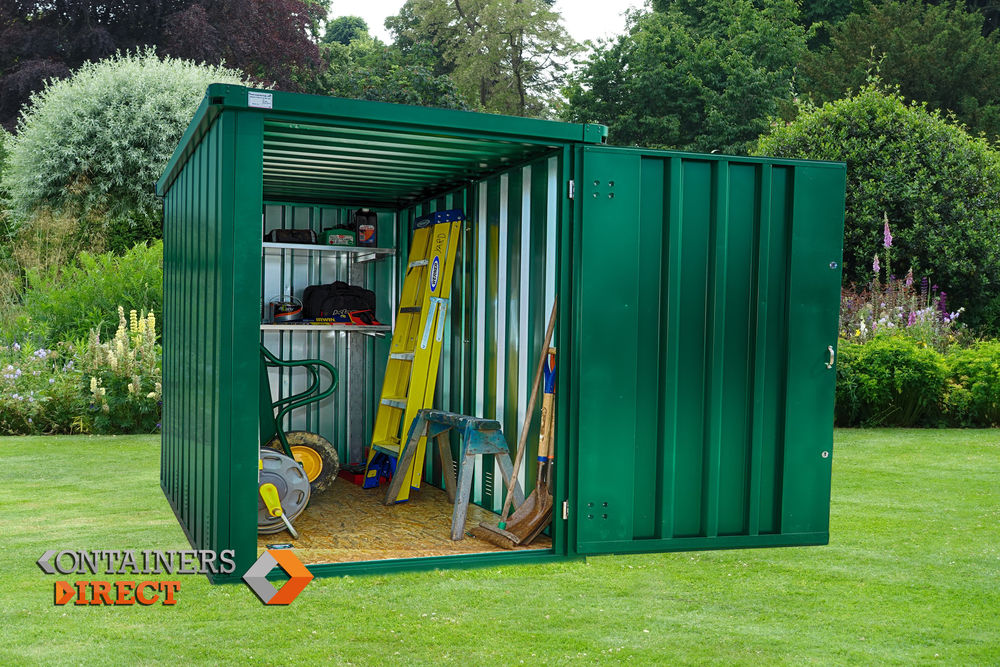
[[855, 329, 861, 337], [147, 392, 156, 399], [90, 376, 98, 393]]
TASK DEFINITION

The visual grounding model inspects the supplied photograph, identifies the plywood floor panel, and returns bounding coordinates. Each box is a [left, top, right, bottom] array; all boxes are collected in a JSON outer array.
[[257, 478, 551, 565]]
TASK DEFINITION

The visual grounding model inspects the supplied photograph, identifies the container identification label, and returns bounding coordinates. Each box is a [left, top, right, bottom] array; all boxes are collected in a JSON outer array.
[[248, 91, 273, 109]]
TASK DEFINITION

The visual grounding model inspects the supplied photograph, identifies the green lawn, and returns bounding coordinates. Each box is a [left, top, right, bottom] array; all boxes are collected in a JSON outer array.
[[1, 430, 998, 665]]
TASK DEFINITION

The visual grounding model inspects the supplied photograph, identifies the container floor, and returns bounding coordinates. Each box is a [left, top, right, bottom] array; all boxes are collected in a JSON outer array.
[[258, 477, 551, 565]]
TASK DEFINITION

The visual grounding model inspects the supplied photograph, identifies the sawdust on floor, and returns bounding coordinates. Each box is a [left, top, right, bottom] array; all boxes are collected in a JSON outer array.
[[257, 477, 551, 565]]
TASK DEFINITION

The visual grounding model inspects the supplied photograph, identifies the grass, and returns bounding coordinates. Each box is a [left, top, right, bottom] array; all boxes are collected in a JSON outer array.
[[1, 429, 998, 665]]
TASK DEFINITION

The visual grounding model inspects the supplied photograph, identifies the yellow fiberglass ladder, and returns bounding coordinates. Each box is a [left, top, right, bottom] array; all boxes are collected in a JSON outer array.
[[363, 209, 463, 503]]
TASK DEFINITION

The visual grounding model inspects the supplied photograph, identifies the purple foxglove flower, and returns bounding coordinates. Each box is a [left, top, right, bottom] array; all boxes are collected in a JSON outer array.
[[883, 217, 893, 248], [905, 269, 913, 288], [907, 311, 916, 326], [873, 253, 880, 274], [938, 291, 948, 315]]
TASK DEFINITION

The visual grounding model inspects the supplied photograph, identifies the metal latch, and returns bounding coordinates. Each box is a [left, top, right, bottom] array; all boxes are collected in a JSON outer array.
[[567, 180, 575, 200], [562, 500, 569, 520]]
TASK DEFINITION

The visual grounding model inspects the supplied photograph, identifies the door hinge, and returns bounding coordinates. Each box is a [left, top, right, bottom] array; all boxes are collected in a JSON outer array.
[[562, 500, 569, 520], [567, 180, 575, 200]]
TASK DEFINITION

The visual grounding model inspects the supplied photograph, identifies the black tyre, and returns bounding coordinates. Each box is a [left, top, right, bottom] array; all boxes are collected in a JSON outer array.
[[265, 431, 340, 496]]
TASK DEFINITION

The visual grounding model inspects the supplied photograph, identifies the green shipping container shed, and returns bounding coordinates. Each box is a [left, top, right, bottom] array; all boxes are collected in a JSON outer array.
[[155, 84, 846, 583]]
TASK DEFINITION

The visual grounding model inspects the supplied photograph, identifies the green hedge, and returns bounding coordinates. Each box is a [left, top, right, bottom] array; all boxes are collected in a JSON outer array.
[[16, 241, 162, 345], [944, 341, 1000, 427], [836, 336, 1000, 427]]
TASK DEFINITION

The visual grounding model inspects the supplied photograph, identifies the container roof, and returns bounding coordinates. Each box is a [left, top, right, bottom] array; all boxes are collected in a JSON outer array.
[[157, 85, 608, 208]]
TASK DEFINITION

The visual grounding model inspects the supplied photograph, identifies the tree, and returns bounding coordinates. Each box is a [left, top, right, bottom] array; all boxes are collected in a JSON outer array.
[[5, 50, 251, 252], [314, 38, 468, 110], [564, 0, 806, 154], [322, 16, 369, 45], [386, 0, 578, 117], [0, 0, 320, 132], [755, 83, 1000, 331], [800, 1, 1000, 140]]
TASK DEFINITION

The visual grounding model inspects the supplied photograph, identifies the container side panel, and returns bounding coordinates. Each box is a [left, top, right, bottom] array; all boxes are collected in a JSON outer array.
[[574, 146, 844, 554], [229, 111, 265, 575], [780, 166, 845, 534], [757, 166, 794, 534], [632, 157, 665, 540], [671, 159, 712, 538], [161, 110, 262, 576], [161, 118, 227, 555], [576, 151, 641, 545], [715, 163, 756, 536]]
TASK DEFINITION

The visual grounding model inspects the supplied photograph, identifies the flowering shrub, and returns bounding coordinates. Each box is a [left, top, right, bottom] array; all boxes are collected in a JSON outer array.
[[840, 217, 967, 352], [0, 341, 85, 435], [0, 305, 163, 435], [78, 307, 162, 434]]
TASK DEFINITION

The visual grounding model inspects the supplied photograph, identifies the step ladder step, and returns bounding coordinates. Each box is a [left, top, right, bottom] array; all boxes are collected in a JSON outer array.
[[399, 306, 421, 314], [408, 259, 429, 268], [390, 352, 415, 361], [372, 441, 402, 457], [380, 398, 407, 409]]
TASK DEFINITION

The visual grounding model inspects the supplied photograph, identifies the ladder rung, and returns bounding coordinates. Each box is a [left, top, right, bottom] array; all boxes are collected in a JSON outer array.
[[380, 398, 407, 409], [371, 437, 401, 456], [390, 352, 415, 361], [399, 306, 421, 313], [408, 259, 429, 268]]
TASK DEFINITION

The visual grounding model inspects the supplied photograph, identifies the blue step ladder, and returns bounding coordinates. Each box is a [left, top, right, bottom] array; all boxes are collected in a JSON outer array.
[[381, 409, 524, 540]]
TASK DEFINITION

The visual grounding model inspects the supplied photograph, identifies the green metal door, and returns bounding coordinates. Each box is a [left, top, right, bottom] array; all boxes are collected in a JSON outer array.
[[570, 146, 845, 555]]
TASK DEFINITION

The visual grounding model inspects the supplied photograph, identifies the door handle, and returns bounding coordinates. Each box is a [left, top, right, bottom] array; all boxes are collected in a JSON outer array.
[[825, 345, 835, 369]]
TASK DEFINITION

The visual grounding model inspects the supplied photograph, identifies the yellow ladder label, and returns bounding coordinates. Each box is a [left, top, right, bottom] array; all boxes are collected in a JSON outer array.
[[366, 217, 462, 503]]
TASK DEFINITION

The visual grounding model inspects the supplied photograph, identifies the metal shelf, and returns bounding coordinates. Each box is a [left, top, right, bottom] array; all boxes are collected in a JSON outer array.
[[260, 323, 391, 334], [262, 242, 395, 263]]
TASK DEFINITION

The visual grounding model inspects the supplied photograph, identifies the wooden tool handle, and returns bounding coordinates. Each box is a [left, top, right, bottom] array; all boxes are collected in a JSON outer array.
[[500, 297, 558, 522], [537, 392, 555, 461]]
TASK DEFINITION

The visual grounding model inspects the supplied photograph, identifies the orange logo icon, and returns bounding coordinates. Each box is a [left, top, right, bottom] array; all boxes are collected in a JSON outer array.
[[242, 550, 313, 604]]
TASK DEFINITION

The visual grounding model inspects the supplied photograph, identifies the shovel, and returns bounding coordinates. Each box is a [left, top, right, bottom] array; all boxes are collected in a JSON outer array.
[[473, 345, 557, 549]]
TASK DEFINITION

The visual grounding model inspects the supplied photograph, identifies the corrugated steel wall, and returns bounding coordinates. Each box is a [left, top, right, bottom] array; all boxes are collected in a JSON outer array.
[[260, 204, 393, 465], [398, 154, 561, 512], [161, 110, 262, 581], [161, 115, 227, 555], [573, 148, 844, 554]]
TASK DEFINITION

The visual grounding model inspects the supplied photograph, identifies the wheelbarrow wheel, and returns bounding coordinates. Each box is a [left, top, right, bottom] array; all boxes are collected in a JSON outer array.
[[265, 431, 340, 496]]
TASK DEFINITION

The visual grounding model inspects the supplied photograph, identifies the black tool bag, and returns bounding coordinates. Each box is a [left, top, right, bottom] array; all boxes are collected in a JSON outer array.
[[302, 281, 379, 323], [264, 228, 317, 244]]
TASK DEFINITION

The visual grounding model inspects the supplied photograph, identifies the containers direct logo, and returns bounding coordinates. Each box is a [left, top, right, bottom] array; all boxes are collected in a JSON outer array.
[[37, 548, 237, 606], [242, 549, 314, 605]]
